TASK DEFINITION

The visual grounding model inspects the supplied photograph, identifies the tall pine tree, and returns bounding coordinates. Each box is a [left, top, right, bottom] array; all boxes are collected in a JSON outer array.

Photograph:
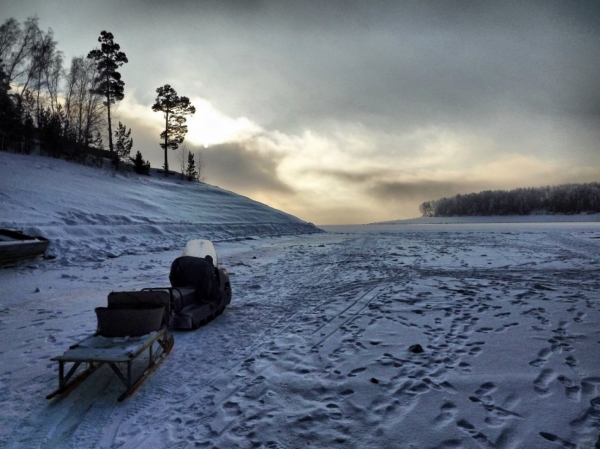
[[151, 84, 195, 175], [87, 31, 127, 156]]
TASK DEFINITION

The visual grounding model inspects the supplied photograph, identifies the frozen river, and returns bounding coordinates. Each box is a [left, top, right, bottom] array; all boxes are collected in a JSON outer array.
[[1, 222, 599, 448]]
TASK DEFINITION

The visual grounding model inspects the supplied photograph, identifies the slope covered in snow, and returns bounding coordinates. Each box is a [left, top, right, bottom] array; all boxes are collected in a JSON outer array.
[[0, 152, 319, 264]]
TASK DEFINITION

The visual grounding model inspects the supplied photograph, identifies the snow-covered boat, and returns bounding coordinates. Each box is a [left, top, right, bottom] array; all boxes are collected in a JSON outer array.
[[0, 229, 50, 264]]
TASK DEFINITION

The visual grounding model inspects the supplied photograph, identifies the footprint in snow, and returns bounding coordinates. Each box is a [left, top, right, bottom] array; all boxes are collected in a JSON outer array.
[[556, 375, 582, 401], [533, 368, 556, 396], [529, 347, 552, 367], [433, 401, 457, 428], [347, 367, 367, 377], [565, 355, 579, 369], [539, 432, 577, 448]]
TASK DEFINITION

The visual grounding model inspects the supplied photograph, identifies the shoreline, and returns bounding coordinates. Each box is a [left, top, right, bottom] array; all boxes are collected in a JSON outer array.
[[371, 213, 600, 225]]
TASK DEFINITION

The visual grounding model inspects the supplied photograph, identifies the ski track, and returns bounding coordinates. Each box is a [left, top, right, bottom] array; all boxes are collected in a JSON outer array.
[[1, 228, 600, 448]]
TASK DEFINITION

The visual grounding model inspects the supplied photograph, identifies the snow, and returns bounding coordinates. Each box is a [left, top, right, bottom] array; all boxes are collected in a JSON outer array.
[[0, 152, 319, 266], [1, 152, 600, 448]]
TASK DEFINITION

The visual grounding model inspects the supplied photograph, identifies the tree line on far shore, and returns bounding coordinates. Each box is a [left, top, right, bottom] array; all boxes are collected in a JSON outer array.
[[419, 183, 600, 217], [0, 17, 201, 181]]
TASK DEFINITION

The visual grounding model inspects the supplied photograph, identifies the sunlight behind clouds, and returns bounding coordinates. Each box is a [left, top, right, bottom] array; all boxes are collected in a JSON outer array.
[[119, 94, 261, 149], [186, 98, 261, 148]]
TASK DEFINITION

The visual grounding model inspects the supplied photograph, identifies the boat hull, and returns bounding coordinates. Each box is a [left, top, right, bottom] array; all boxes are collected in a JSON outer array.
[[0, 230, 50, 263]]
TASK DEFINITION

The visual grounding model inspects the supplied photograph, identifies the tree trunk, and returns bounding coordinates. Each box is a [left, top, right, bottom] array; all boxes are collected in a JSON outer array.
[[164, 110, 169, 175], [106, 71, 113, 155]]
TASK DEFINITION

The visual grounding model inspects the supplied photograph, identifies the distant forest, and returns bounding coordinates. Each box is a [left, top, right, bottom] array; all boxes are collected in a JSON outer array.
[[419, 183, 600, 217]]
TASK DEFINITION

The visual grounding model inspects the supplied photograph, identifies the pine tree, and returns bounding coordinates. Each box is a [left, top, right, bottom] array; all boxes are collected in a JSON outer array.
[[87, 31, 128, 156], [91, 131, 103, 150], [132, 150, 150, 175], [114, 121, 132, 170], [151, 84, 195, 175], [39, 106, 64, 158], [186, 151, 198, 181]]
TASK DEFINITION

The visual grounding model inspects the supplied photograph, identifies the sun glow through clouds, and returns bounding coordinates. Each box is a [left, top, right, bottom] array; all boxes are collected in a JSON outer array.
[[185, 98, 261, 148]]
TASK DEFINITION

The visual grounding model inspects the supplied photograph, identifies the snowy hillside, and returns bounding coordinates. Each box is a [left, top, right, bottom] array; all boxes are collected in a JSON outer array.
[[0, 152, 319, 264]]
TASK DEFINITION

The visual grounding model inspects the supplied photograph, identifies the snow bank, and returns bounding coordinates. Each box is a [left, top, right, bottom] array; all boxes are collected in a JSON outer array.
[[0, 152, 320, 264]]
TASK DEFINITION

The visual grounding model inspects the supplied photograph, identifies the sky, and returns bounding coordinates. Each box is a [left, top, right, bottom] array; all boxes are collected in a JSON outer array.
[[2, 0, 599, 224]]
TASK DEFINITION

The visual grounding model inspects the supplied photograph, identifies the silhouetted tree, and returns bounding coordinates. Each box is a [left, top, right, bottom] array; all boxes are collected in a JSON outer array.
[[0, 59, 16, 151], [185, 151, 198, 181], [151, 84, 195, 174], [0, 17, 61, 127], [0, 17, 39, 87], [87, 31, 128, 156], [132, 150, 150, 175], [419, 201, 434, 217], [114, 121, 132, 170], [38, 106, 64, 157], [29, 27, 61, 125], [64, 56, 104, 145]]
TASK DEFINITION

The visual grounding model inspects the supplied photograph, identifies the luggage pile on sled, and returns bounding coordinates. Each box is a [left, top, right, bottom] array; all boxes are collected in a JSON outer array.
[[47, 239, 232, 401]]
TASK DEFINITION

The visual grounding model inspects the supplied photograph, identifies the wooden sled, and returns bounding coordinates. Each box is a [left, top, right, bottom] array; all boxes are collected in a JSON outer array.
[[47, 328, 173, 401], [47, 290, 173, 401]]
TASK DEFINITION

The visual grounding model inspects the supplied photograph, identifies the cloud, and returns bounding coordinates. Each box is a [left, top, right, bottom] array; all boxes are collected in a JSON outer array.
[[368, 154, 600, 205], [201, 141, 294, 196], [185, 98, 261, 148]]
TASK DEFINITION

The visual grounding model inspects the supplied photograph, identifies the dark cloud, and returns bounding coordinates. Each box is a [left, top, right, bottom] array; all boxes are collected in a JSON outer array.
[[314, 167, 481, 204], [310, 168, 387, 186], [8, 1, 600, 136], [369, 180, 483, 204], [200, 141, 294, 195], [167, 1, 600, 137]]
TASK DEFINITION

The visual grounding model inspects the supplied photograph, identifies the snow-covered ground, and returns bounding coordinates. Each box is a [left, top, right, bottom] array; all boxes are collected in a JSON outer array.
[[1, 152, 600, 448]]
